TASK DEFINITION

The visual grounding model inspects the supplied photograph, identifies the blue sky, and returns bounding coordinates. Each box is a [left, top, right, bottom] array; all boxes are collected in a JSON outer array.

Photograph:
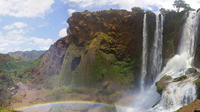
[[0, 0, 199, 53]]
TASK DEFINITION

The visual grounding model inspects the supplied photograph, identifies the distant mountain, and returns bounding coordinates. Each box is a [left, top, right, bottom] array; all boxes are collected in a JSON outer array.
[[8, 50, 46, 61]]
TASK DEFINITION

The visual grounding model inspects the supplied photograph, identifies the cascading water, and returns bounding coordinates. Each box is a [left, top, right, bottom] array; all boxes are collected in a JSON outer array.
[[141, 14, 164, 90], [149, 14, 164, 82], [152, 11, 200, 112], [120, 14, 164, 112], [140, 13, 148, 91]]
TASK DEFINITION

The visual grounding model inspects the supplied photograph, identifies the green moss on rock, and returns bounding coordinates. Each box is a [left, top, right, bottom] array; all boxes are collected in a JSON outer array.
[[195, 78, 200, 99], [173, 75, 187, 82], [60, 32, 139, 90], [156, 75, 172, 94]]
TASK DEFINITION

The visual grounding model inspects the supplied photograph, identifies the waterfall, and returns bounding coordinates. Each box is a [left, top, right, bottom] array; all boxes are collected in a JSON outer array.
[[141, 14, 164, 90], [121, 14, 164, 112], [152, 11, 200, 112], [150, 14, 164, 82], [121, 11, 200, 112], [140, 13, 148, 91]]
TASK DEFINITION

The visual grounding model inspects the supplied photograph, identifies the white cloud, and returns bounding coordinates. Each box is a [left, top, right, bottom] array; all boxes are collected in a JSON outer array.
[[3, 22, 28, 30], [0, 0, 54, 18], [0, 29, 53, 53], [58, 28, 67, 37], [63, 0, 200, 11], [68, 9, 76, 15]]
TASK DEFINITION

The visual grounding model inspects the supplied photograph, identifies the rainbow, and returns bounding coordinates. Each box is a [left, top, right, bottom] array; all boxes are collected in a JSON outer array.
[[15, 100, 130, 111]]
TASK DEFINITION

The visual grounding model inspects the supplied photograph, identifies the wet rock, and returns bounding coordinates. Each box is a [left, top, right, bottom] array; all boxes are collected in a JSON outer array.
[[185, 68, 197, 75], [173, 75, 187, 82], [156, 75, 172, 94]]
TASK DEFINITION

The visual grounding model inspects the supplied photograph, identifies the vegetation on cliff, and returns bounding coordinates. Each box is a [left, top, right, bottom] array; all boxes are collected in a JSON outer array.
[[58, 9, 144, 90]]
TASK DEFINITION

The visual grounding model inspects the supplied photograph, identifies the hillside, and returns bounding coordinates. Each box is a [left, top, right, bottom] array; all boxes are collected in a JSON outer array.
[[8, 50, 45, 61]]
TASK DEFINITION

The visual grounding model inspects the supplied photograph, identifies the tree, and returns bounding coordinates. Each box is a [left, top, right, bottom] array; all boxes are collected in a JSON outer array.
[[131, 7, 144, 13], [173, 0, 194, 12], [183, 3, 195, 11], [173, 0, 186, 12]]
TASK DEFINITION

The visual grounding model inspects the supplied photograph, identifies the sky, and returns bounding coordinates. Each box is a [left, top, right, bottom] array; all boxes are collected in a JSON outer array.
[[0, 0, 199, 53]]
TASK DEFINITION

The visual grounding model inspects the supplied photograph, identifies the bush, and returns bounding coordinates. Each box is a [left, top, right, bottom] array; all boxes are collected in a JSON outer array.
[[131, 7, 144, 13]]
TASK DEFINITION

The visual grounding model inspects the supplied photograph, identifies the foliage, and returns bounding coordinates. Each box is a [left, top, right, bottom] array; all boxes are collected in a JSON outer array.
[[0, 108, 21, 112], [160, 8, 176, 15], [145, 10, 153, 14], [0, 57, 41, 82], [173, 0, 194, 12], [131, 7, 144, 13]]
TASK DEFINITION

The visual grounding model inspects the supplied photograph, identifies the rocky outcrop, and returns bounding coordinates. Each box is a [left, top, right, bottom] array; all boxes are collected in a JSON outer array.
[[156, 75, 172, 94], [59, 10, 145, 90], [194, 15, 200, 68], [162, 11, 186, 65], [33, 37, 69, 81]]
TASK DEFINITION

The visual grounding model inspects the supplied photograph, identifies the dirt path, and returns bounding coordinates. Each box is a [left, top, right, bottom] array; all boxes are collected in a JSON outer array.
[[10, 82, 47, 109]]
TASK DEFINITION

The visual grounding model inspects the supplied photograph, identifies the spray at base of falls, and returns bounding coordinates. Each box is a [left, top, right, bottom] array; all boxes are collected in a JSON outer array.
[[125, 11, 200, 112]]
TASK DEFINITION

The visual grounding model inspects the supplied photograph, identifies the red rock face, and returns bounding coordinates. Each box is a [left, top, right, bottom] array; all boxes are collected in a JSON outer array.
[[67, 10, 144, 60]]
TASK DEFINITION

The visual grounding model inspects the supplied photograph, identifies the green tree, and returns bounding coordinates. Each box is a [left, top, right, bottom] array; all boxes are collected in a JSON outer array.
[[173, 0, 194, 12], [131, 7, 144, 13]]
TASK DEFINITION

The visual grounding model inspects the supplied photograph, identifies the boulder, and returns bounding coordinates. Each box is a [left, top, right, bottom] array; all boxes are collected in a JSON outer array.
[[185, 68, 197, 75], [156, 75, 172, 94]]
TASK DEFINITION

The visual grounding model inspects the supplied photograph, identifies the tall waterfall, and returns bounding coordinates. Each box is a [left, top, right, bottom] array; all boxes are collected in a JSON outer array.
[[141, 14, 164, 90], [122, 14, 164, 112], [150, 14, 164, 82], [153, 11, 200, 112], [140, 13, 148, 91]]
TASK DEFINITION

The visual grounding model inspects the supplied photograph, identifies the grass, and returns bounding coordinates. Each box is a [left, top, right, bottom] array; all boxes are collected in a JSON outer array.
[[0, 108, 21, 112]]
